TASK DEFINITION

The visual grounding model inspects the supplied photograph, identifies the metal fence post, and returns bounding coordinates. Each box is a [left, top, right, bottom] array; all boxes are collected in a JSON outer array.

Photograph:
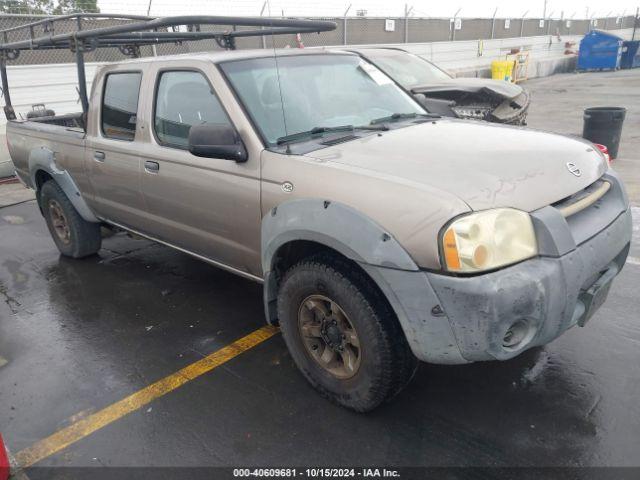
[[404, 4, 413, 43], [343, 5, 351, 45], [490, 7, 497, 39], [451, 8, 461, 41], [260, 1, 267, 49]]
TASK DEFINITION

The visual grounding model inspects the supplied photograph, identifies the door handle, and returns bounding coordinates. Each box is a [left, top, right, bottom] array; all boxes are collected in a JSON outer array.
[[144, 160, 160, 173], [93, 151, 105, 162]]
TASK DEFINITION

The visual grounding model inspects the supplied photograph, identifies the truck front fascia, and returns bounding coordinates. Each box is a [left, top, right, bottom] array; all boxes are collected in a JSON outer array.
[[260, 198, 468, 362]]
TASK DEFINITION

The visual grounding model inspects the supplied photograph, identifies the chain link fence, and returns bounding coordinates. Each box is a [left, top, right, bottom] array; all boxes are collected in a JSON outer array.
[[0, 12, 638, 65]]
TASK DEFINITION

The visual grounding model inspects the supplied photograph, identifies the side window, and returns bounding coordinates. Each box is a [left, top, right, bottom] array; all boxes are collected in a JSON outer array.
[[154, 70, 231, 149], [101, 72, 142, 141]]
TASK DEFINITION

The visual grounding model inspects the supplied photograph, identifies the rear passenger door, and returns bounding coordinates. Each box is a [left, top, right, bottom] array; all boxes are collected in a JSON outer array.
[[139, 65, 262, 277], [85, 70, 148, 230]]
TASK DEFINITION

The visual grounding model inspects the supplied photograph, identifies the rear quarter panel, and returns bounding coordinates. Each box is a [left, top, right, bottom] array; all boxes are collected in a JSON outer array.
[[7, 121, 87, 194]]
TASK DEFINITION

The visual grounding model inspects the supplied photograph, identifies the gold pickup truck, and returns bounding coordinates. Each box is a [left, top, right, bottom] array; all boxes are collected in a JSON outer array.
[[7, 47, 632, 412]]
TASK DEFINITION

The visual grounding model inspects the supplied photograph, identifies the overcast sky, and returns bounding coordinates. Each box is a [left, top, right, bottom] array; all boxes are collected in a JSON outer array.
[[97, 0, 638, 19]]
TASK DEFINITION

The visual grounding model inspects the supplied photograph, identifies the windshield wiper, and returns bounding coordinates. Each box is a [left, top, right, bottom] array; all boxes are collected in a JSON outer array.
[[276, 124, 388, 145], [369, 112, 440, 125]]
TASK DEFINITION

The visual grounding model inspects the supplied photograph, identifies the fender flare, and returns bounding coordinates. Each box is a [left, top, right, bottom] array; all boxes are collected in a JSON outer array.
[[261, 198, 419, 323], [28, 146, 99, 223]]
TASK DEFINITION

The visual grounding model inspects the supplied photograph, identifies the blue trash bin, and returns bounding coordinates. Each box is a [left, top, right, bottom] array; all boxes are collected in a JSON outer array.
[[578, 30, 624, 71], [621, 41, 640, 69]]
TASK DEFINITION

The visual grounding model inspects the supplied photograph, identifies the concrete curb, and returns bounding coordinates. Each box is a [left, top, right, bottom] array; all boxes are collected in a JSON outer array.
[[0, 161, 13, 179]]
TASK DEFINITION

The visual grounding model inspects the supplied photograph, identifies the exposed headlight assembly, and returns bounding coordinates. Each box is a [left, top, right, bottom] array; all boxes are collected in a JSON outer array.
[[451, 105, 492, 120], [441, 209, 538, 273]]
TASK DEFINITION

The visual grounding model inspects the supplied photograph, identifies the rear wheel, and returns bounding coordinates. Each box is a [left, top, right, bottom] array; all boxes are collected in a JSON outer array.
[[277, 254, 417, 412], [40, 180, 101, 258]]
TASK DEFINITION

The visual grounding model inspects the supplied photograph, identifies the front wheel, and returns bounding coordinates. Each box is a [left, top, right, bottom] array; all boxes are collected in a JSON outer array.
[[40, 180, 102, 258], [277, 255, 417, 412]]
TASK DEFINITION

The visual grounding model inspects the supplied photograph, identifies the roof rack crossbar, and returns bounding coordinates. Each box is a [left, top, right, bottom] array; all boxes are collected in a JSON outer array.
[[0, 14, 336, 125], [0, 15, 336, 51]]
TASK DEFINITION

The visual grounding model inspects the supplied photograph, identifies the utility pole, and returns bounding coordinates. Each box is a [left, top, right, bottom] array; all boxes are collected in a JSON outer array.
[[490, 7, 498, 39], [633, 6, 639, 41], [543, 0, 548, 19], [343, 4, 351, 45]]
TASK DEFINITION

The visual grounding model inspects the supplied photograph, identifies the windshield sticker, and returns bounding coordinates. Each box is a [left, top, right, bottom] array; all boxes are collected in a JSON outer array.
[[359, 61, 392, 86]]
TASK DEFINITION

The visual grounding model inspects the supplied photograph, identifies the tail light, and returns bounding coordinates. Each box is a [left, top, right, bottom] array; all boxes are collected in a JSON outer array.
[[595, 143, 610, 164]]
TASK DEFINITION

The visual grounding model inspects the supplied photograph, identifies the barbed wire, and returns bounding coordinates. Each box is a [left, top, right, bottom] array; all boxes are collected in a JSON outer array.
[[0, 1, 636, 65], [0, 0, 637, 19]]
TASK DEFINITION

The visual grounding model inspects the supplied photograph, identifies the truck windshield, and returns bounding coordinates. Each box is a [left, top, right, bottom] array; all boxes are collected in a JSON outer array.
[[363, 51, 452, 89], [220, 54, 424, 146]]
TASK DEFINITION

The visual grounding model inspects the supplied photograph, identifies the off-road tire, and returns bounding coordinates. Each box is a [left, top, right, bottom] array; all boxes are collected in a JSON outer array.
[[277, 254, 417, 412], [40, 180, 102, 258]]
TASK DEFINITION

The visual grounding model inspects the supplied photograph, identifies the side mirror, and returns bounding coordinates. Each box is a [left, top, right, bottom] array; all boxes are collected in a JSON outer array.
[[188, 124, 248, 162]]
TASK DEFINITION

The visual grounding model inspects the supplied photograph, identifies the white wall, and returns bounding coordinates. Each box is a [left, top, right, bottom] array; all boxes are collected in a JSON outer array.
[[1, 62, 102, 128]]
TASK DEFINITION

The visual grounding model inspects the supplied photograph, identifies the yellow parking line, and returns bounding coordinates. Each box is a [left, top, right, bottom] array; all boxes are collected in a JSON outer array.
[[14, 325, 279, 469]]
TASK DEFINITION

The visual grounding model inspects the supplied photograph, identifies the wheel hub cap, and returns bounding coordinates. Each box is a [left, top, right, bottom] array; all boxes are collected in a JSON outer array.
[[48, 199, 71, 245], [298, 294, 361, 379]]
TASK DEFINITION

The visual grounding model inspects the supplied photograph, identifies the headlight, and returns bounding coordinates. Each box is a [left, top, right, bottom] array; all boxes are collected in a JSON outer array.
[[451, 105, 492, 120], [441, 208, 537, 273]]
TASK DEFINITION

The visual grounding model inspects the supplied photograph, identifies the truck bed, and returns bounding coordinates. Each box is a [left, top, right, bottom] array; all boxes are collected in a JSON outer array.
[[7, 115, 86, 188]]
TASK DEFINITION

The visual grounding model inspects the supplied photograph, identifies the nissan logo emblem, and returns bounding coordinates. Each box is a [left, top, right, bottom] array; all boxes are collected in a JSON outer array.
[[566, 162, 582, 177]]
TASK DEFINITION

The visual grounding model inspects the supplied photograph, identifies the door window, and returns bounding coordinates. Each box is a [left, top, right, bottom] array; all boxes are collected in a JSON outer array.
[[154, 70, 231, 149], [101, 72, 142, 141]]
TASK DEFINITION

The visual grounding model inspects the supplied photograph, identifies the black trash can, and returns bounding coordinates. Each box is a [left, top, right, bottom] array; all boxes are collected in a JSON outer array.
[[582, 107, 626, 159]]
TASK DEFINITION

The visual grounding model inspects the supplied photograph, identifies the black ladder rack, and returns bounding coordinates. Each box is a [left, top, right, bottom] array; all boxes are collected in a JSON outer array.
[[0, 14, 336, 122]]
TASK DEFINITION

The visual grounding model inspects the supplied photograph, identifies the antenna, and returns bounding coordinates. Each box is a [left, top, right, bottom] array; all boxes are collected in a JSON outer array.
[[266, 3, 290, 152]]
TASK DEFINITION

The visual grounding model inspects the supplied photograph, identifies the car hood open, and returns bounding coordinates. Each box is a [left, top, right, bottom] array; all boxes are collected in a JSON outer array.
[[411, 77, 524, 99], [306, 120, 607, 212]]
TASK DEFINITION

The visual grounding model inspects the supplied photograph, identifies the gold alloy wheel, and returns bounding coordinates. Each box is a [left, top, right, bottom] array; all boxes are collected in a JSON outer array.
[[297, 294, 362, 379], [48, 199, 71, 245]]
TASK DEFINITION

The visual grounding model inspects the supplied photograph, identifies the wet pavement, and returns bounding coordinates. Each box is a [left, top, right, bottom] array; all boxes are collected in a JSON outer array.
[[1, 70, 640, 473]]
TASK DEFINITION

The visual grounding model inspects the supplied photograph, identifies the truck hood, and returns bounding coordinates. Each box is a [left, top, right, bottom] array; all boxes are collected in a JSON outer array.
[[411, 77, 524, 99], [307, 120, 608, 212]]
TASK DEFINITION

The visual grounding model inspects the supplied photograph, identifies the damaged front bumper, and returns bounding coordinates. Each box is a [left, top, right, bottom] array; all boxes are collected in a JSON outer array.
[[366, 173, 631, 364], [489, 90, 530, 125]]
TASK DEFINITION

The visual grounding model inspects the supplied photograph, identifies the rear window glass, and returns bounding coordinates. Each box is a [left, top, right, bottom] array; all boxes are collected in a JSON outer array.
[[102, 72, 142, 141]]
